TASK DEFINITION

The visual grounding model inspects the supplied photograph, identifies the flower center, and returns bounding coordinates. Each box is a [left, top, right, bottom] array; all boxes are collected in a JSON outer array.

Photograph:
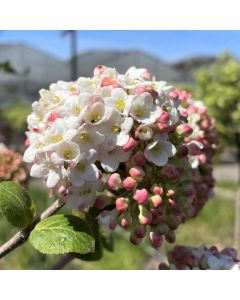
[[79, 133, 90, 143], [64, 150, 74, 160], [76, 162, 86, 172], [134, 108, 145, 118], [51, 136, 63, 143], [115, 99, 125, 111], [151, 143, 161, 154], [90, 114, 101, 123], [111, 125, 121, 133], [74, 106, 81, 115]]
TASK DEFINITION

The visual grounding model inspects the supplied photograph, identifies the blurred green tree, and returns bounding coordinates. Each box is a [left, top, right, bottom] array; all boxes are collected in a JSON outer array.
[[194, 52, 240, 150]]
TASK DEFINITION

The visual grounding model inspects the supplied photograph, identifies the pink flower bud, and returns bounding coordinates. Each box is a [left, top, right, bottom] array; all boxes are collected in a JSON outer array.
[[150, 194, 162, 207], [58, 185, 69, 197], [122, 137, 137, 152], [197, 153, 207, 164], [24, 137, 30, 148], [107, 173, 122, 190], [129, 166, 145, 180], [134, 225, 146, 238], [167, 189, 175, 197], [150, 231, 163, 248], [187, 141, 202, 156], [116, 197, 128, 213], [48, 112, 59, 122], [151, 185, 164, 196], [133, 188, 148, 204], [120, 212, 132, 228], [157, 111, 170, 124], [156, 223, 169, 235], [176, 124, 193, 137], [123, 177, 137, 190], [131, 152, 146, 166], [157, 123, 170, 131], [138, 205, 152, 225], [142, 70, 153, 81], [169, 91, 179, 101], [201, 119, 210, 129]]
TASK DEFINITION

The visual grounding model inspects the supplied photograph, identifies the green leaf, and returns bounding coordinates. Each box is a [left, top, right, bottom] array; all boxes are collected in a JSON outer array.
[[76, 221, 103, 261], [29, 214, 95, 255], [0, 181, 36, 228], [101, 232, 114, 252]]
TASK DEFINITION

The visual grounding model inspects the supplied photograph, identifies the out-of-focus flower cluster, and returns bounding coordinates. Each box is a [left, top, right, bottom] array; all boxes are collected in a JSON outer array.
[[159, 245, 240, 270], [23, 66, 218, 248], [0, 144, 27, 183]]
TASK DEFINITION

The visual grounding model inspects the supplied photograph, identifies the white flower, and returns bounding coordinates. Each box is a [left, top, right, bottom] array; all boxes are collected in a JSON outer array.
[[54, 140, 80, 162], [67, 183, 98, 210], [83, 101, 110, 125], [98, 146, 131, 172], [30, 152, 66, 188], [43, 119, 76, 147], [129, 92, 162, 124], [135, 125, 153, 141], [103, 88, 133, 115], [72, 123, 104, 154], [98, 109, 133, 151], [69, 150, 99, 187], [145, 133, 177, 166], [60, 92, 91, 118]]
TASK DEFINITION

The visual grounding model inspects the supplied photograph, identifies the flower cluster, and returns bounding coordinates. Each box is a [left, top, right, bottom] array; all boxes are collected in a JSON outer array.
[[159, 245, 240, 270], [24, 66, 217, 248], [0, 144, 27, 183]]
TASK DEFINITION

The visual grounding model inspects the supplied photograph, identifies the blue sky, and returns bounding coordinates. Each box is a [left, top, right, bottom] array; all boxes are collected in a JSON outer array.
[[0, 30, 240, 62]]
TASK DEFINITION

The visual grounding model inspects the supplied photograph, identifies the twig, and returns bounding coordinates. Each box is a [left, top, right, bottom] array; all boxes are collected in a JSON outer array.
[[51, 253, 75, 270], [0, 198, 65, 259]]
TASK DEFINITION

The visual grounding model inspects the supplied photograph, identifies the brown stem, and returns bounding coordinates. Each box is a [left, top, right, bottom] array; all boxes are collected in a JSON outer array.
[[0, 198, 65, 259], [51, 253, 75, 270]]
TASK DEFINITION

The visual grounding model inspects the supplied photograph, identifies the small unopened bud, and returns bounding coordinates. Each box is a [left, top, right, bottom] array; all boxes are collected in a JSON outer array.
[[133, 188, 148, 204], [107, 173, 122, 190], [157, 111, 170, 124], [150, 231, 163, 248], [138, 205, 152, 225], [161, 164, 180, 178], [122, 137, 137, 152], [24, 137, 30, 147], [169, 91, 179, 101], [131, 152, 146, 166], [177, 145, 189, 157], [116, 197, 128, 213], [167, 189, 175, 197], [151, 185, 164, 196], [176, 124, 193, 137], [123, 177, 137, 190], [129, 166, 145, 180], [120, 212, 132, 228], [150, 194, 162, 207], [165, 230, 176, 243], [134, 225, 146, 238]]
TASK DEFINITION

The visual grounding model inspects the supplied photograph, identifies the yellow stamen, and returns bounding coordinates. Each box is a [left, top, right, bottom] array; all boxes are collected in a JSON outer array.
[[74, 106, 81, 115], [35, 141, 42, 149], [76, 162, 86, 172], [115, 99, 125, 111], [79, 133, 90, 143], [111, 125, 121, 133], [54, 96, 61, 104], [51, 136, 63, 143], [90, 114, 101, 123], [69, 87, 77, 93], [64, 150, 74, 160], [135, 108, 145, 118]]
